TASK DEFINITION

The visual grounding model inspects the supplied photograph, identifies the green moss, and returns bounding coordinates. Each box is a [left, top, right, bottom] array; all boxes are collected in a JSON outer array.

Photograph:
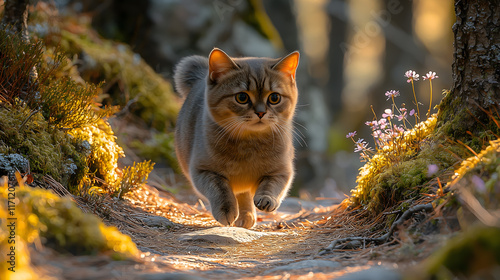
[[242, 0, 284, 50], [437, 90, 500, 152], [130, 132, 179, 172], [349, 116, 466, 214], [56, 30, 179, 132], [0, 180, 138, 257], [423, 226, 500, 278], [69, 119, 125, 188], [450, 139, 500, 211], [0, 106, 86, 186]]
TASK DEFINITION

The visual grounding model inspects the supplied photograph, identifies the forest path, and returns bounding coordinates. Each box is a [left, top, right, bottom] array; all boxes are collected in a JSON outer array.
[[32, 184, 425, 280]]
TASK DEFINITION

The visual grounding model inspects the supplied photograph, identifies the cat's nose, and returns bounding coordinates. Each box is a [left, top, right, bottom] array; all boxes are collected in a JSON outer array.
[[256, 111, 266, 119]]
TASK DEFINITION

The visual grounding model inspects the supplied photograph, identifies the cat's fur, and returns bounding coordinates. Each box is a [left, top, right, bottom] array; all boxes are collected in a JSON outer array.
[[174, 48, 299, 228]]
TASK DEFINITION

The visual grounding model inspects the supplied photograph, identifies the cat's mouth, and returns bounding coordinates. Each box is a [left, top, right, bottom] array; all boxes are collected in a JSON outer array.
[[248, 119, 273, 131]]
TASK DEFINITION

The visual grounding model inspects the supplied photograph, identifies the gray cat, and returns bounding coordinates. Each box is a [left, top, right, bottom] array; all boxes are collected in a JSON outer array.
[[174, 48, 299, 228]]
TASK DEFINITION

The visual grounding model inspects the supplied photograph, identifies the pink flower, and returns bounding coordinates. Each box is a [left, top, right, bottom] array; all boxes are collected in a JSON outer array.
[[393, 125, 404, 134], [423, 71, 439, 80], [404, 70, 419, 83], [385, 90, 400, 100], [378, 118, 388, 129], [409, 109, 415, 116], [397, 111, 407, 121], [471, 175, 486, 193], [346, 131, 357, 138], [365, 120, 379, 130], [354, 139, 368, 152], [382, 109, 394, 119], [427, 164, 439, 177], [372, 130, 383, 138]]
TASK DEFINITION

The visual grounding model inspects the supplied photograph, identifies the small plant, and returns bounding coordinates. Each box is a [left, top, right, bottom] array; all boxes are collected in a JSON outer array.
[[0, 28, 113, 130], [39, 76, 113, 130], [347, 70, 443, 212], [347, 70, 439, 164], [116, 160, 155, 198]]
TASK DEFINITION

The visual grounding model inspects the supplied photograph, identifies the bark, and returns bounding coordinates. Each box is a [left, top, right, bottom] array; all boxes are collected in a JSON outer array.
[[1, 0, 30, 41], [438, 0, 500, 139], [325, 0, 347, 117]]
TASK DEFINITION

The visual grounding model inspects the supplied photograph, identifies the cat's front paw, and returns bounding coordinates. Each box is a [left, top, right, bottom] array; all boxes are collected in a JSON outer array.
[[212, 201, 238, 226], [254, 194, 278, 212], [234, 211, 256, 229]]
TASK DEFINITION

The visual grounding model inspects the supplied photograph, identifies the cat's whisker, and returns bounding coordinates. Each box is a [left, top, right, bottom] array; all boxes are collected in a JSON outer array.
[[292, 120, 308, 131], [272, 123, 289, 147], [213, 117, 241, 148], [270, 125, 276, 150], [227, 120, 245, 143], [275, 121, 306, 148], [292, 128, 308, 147]]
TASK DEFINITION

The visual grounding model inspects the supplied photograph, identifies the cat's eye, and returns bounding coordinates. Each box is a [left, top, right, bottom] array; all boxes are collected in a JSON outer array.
[[268, 92, 281, 105], [235, 92, 250, 104]]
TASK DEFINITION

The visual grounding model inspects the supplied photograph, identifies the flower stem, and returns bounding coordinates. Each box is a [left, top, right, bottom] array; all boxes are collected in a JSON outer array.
[[411, 80, 420, 121], [427, 80, 433, 117], [370, 105, 378, 120]]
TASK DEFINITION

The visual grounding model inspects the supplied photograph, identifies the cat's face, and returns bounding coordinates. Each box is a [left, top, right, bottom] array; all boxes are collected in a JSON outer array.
[[206, 49, 299, 137]]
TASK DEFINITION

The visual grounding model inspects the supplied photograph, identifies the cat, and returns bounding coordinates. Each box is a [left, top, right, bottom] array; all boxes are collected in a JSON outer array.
[[174, 48, 299, 228]]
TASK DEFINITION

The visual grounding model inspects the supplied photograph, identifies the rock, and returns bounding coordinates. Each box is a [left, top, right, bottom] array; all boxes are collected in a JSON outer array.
[[277, 197, 319, 213], [185, 245, 225, 254], [337, 266, 402, 280], [139, 272, 207, 280], [266, 259, 341, 274], [142, 215, 175, 228], [136, 246, 166, 256], [0, 153, 29, 178], [179, 227, 286, 245]]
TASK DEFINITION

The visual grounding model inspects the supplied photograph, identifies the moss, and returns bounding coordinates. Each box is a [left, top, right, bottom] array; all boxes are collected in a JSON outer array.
[[130, 132, 179, 172], [349, 115, 468, 214], [449, 139, 500, 211], [242, 0, 284, 50], [0, 106, 87, 186], [0, 179, 138, 258], [422, 226, 500, 278], [56, 30, 179, 132], [437, 90, 500, 152], [69, 119, 124, 188]]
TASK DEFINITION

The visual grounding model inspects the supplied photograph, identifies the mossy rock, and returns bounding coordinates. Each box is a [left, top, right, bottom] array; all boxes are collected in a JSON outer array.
[[0, 181, 138, 257], [0, 106, 87, 186], [349, 116, 466, 214], [69, 119, 124, 189], [57, 30, 180, 132]]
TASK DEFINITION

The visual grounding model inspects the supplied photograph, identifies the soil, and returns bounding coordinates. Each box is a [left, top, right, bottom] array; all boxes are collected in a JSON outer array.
[[29, 184, 450, 280]]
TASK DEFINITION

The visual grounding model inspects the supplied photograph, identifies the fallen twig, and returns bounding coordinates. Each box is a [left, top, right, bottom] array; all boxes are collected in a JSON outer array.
[[319, 203, 434, 255]]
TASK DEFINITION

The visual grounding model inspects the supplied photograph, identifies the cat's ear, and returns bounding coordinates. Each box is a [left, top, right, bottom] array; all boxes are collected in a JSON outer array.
[[208, 48, 239, 82], [272, 51, 300, 81]]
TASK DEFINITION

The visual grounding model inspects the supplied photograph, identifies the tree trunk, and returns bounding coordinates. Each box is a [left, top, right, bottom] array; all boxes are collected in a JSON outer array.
[[1, 0, 30, 41], [325, 0, 347, 118], [438, 0, 500, 141]]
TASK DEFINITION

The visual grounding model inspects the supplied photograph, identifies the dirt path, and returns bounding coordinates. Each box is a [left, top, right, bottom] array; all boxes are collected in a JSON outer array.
[[31, 185, 439, 280]]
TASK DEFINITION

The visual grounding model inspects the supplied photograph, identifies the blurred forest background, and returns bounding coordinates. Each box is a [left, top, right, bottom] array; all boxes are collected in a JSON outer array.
[[46, 0, 455, 199]]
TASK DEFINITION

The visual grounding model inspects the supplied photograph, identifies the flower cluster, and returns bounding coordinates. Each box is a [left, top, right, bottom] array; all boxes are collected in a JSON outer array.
[[347, 70, 439, 162], [422, 71, 438, 80], [404, 70, 419, 83]]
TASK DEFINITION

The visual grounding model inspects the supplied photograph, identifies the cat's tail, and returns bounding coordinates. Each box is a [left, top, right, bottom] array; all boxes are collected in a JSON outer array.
[[173, 55, 208, 97]]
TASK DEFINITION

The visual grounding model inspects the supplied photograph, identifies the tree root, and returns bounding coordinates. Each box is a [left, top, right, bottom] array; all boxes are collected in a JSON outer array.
[[319, 203, 434, 255]]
